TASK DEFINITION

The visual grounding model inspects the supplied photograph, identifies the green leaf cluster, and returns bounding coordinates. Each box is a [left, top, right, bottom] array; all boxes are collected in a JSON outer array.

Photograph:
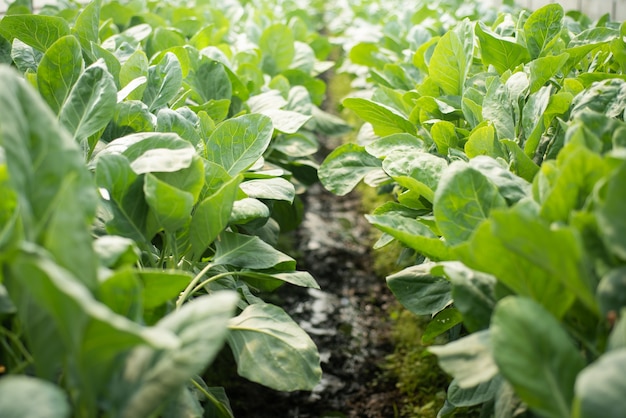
[[320, 1, 626, 417], [0, 0, 351, 414]]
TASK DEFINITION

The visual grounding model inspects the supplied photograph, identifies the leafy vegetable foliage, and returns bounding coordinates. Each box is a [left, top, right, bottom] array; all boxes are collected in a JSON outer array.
[[0, 0, 352, 414], [319, 0, 626, 416]]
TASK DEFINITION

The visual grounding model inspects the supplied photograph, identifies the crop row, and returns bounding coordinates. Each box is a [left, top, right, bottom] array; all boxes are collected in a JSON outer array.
[[0, 0, 352, 416], [319, 1, 626, 417]]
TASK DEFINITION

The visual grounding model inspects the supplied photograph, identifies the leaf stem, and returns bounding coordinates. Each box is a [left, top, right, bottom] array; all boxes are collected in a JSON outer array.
[[176, 262, 215, 309], [190, 377, 232, 417]]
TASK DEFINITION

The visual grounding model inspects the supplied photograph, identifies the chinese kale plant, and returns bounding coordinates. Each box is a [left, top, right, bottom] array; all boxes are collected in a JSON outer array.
[[320, 2, 626, 417], [0, 0, 356, 415]]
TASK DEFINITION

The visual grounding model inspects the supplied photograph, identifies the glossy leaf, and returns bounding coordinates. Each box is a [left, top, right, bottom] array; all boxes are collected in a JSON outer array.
[[205, 114, 273, 175], [227, 303, 322, 391], [475, 23, 529, 74], [429, 19, 473, 96], [189, 174, 241, 260], [213, 231, 295, 270], [491, 297, 585, 418], [366, 214, 452, 261], [318, 143, 382, 196], [523, 4, 564, 59], [59, 60, 117, 147], [37, 35, 83, 114], [596, 161, 626, 260], [0, 15, 70, 52], [343, 98, 415, 136], [422, 308, 463, 344], [434, 161, 507, 246], [429, 330, 498, 388], [0, 376, 70, 418], [240, 178, 295, 202], [143, 52, 183, 111], [386, 263, 451, 315], [112, 292, 239, 418], [144, 173, 194, 233]]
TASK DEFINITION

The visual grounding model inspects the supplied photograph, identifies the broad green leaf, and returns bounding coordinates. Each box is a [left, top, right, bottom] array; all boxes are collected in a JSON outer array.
[[0, 376, 70, 418], [227, 303, 322, 391], [500, 139, 539, 182], [93, 235, 139, 268], [260, 24, 295, 75], [143, 52, 182, 111], [596, 161, 626, 260], [99, 268, 142, 320], [539, 144, 608, 223], [429, 330, 498, 388], [144, 173, 194, 233], [239, 271, 320, 290], [385, 263, 451, 316], [230, 198, 269, 225], [10, 39, 42, 73], [260, 109, 311, 134], [71, 0, 100, 58], [574, 350, 626, 418], [102, 100, 155, 141], [429, 19, 474, 96], [343, 98, 415, 136], [0, 66, 97, 285], [206, 114, 273, 175], [422, 308, 463, 344], [456, 207, 589, 318], [273, 133, 318, 157], [101, 132, 195, 174], [528, 53, 569, 94], [37, 35, 83, 114], [465, 124, 506, 159], [59, 60, 117, 147], [468, 156, 530, 205], [318, 143, 382, 196], [430, 120, 457, 155], [120, 50, 148, 101], [6, 250, 177, 406], [523, 4, 564, 59], [189, 174, 241, 260], [491, 297, 585, 418], [366, 214, 452, 261], [239, 178, 295, 202], [146, 27, 185, 58], [475, 23, 530, 74], [443, 262, 496, 332], [434, 161, 507, 246], [0, 14, 70, 52], [382, 150, 448, 201], [112, 292, 238, 418], [483, 76, 515, 141], [447, 376, 502, 407], [213, 231, 295, 270], [156, 108, 202, 147], [138, 270, 192, 309], [365, 133, 425, 158], [186, 58, 232, 102]]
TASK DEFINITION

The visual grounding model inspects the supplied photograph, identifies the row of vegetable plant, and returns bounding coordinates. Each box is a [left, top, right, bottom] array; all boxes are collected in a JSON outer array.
[[0, 0, 352, 416], [320, 1, 626, 417]]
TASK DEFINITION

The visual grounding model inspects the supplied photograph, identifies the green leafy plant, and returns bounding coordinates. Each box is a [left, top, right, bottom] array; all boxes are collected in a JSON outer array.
[[320, 2, 626, 416], [0, 0, 358, 414]]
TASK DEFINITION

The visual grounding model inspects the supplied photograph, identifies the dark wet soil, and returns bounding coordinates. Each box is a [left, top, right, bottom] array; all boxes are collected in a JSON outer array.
[[215, 183, 404, 417]]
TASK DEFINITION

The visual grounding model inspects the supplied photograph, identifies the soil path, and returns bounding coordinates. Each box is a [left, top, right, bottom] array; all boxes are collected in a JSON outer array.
[[221, 183, 402, 417]]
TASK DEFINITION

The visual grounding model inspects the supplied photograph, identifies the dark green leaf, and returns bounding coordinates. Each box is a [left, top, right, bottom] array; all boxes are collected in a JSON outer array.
[[574, 350, 626, 418], [433, 161, 507, 245], [491, 297, 585, 418], [422, 308, 463, 344], [227, 303, 321, 391], [0, 14, 70, 52], [213, 232, 295, 270], [318, 143, 382, 196], [386, 263, 451, 316], [37, 35, 83, 113], [206, 114, 273, 175], [143, 52, 183, 111]]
